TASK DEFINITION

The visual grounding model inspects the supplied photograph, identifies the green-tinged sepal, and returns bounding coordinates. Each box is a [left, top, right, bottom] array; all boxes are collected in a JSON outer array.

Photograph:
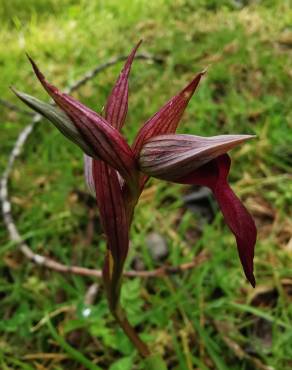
[[139, 134, 255, 180], [11, 88, 96, 157]]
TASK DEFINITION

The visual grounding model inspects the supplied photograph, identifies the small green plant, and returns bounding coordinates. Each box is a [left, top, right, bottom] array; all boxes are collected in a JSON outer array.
[[13, 41, 257, 369]]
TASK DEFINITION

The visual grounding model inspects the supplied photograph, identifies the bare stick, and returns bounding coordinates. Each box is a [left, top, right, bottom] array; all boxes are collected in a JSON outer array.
[[4, 244, 208, 279], [0, 53, 163, 115], [0, 98, 34, 116], [64, 53, 163, 93], [0, 52, 209, 281]]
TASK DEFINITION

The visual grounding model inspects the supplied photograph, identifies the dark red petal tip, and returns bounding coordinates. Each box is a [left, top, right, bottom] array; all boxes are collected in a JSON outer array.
[[213, 174, 256, 287], [133, 70, 206, 155], [177, 154, 256, 287], [26, 54, 47, 86], [105, 40, 142, 130]]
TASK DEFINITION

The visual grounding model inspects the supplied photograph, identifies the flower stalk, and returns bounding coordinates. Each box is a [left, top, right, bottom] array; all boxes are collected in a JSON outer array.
[[113, 306, 150, 358]]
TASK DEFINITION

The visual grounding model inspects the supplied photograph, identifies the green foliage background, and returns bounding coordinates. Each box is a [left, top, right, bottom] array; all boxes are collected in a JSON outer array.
[[0, 0, 291, 369]]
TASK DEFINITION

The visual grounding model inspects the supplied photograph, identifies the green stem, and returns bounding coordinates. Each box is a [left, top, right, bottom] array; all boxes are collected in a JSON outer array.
[[104, 254, 150, 357], [108, 188, 167, 368], [113, 306, 150, 358], [113, 306, 168, 369]]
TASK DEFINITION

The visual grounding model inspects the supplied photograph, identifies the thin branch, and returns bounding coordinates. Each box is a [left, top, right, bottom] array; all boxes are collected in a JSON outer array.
[[0, 98, 34, 116], [10, 245, 209, 279], [64, 53, 164, 93], [0, 53, 163, 115], [0, 52, 210, 282]]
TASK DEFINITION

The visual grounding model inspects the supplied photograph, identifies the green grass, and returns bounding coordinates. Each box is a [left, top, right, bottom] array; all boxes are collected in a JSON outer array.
[[0, 0, 292, 369]]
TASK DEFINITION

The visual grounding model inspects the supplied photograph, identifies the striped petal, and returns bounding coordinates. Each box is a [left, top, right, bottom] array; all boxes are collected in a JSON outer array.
[[26, 56, 138, 186], [105, 40, 142, 130], [139, 134, 254, 180], [133, 71, 205, 155], [93, 161, 129, 263], [92, 44, 142, 309]]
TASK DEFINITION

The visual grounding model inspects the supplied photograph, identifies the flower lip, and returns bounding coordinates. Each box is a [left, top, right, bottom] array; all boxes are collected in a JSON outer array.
[[139, 133, 255, 180], [177, 154, 257, 287]]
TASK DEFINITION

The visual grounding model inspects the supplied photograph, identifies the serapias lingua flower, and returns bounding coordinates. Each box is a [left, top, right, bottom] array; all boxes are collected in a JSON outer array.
[[13, 42, 257, 316]]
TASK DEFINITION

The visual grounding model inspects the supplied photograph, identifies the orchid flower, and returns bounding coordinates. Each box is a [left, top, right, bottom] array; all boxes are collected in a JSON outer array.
[[13, 41, 257, 362]]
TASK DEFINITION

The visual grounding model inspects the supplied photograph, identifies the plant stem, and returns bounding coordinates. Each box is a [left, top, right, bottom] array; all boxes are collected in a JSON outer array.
[[113, 306, 150, 358]]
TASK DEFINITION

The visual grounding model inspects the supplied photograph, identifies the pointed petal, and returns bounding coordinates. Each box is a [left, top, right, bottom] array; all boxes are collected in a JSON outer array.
[[94, 41, 142, 206], [177, 154, 256, 287], [12, 88, 96, 157], [133, 71, 205, 155], [26, 56, 137, 185], [139, 134, 254, 180], [92, 159, 129, 310], [105, 41, 142, 130], [93, 160, 129, 263], [92, 45, 143, 298]]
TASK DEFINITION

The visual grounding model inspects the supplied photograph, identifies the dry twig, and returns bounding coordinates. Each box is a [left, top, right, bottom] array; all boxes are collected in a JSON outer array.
[[0, 98, 34, 116], [14, 247, 208, 279]]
